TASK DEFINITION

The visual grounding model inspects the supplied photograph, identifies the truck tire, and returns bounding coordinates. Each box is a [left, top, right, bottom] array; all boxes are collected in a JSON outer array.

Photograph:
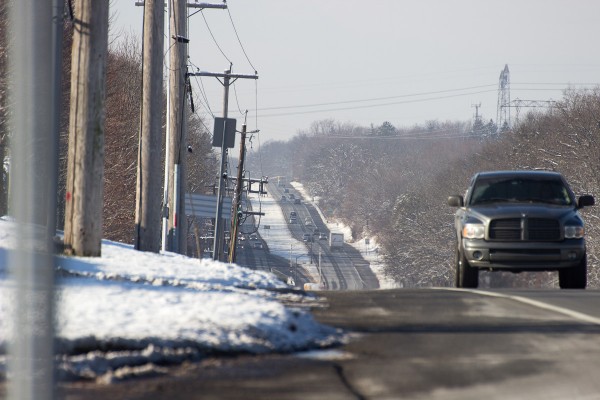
[[559, 256, 587, 289], [455, 247, 478, 288]]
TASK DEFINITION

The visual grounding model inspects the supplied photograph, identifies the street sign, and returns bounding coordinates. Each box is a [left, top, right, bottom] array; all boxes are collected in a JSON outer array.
[[212, 117, 236, 148], [185, 193, 232, 218]]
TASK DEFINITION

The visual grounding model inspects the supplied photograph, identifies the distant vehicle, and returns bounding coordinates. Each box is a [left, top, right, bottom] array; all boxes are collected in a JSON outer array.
[[281, 195, 286, 201], [303, 282, 324, 291], [448, 170, 594, 289], [249, 233, 258, 241], [252, 241, 263, 249], [319, 233, 328, 240], [284, 188, 289, 193], [294, 199, 301, 204], [329, 232, 344, 249], [288, 193, 295, 199], [289, 216, 297, 224], [290, 211, 297, 218], [302, 233, 312, 242], [304, 218, 312, 226], [313, 228, 320, 236]]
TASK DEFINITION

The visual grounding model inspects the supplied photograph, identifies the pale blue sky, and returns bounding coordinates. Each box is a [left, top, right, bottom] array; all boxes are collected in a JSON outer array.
[[113, 0, 600, 143]]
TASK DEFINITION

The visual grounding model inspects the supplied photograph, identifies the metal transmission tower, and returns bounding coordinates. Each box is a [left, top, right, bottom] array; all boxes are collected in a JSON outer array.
[[471, 103, 484, 134], [507, 99, 556, 125], [496, 64, 510, 132]]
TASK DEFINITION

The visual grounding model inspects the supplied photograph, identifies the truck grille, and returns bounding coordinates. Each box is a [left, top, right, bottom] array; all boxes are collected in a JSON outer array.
[[489, 218, 561, 241]]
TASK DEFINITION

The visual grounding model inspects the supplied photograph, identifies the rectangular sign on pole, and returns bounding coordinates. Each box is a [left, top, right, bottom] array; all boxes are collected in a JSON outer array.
[[185, 193, 233, 218], [212, 117, 236, 148]]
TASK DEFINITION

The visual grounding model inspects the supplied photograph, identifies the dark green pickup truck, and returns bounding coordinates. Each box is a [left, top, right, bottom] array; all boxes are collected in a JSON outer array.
[[448, 170, 595, 289]]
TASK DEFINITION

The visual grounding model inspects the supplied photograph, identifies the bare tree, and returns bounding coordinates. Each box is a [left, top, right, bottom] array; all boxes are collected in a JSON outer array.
[[0, 0, 9, 216], [102, 36, 143, 244]]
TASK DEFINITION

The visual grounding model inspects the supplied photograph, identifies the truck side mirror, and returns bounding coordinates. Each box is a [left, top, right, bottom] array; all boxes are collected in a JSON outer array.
[[578, 195, 595, 208], [447, 195, 464, 207]]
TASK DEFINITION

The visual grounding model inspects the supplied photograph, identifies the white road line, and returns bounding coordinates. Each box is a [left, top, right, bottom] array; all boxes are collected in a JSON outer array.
[[436, 288, 600, 325]]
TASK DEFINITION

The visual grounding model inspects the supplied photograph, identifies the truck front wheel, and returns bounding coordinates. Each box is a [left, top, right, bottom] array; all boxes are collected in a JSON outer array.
[[559, 256, 587, 289], [455, 247, 478, 288]]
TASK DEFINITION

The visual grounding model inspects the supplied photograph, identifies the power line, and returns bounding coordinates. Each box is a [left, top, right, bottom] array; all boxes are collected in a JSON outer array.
[[187, 60, 216, 117], [226, 6, 257, 74], [311, 133, 484, 141], [232, 82, 246, 116], [249, 83, 597, 119], [254, 83, 597, 114], [512, 82, 600, 86], [257, 85, 497, 111], [200, 9, 232, 64], [253, 89, 498, 118], [254, 79, 259, 131]]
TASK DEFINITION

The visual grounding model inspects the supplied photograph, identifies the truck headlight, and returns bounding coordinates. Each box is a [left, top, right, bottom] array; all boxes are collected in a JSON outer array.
[[462, 223, 485, 239], [564, 225, 585, 239]]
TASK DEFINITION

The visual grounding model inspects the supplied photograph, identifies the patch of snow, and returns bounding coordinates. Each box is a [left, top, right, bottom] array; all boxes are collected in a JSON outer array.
[[0, 219, 343, 382]]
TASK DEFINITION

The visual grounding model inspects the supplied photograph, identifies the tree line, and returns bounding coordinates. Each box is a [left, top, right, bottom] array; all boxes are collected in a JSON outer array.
[[252, 89, 600, 289]]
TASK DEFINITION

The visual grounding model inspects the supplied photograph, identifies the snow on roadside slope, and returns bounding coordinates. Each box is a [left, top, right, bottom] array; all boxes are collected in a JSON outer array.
[[0, 218, 342, 382]]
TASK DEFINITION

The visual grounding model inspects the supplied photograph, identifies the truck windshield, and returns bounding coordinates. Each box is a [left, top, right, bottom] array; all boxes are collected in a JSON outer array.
[[470, 177, 573, 206]]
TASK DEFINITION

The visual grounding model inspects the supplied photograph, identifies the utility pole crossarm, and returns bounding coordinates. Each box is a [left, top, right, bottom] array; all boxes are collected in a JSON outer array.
[[135, 1, 227, 8], [187, 71, 259, 80], [188, 3, 227, 9]]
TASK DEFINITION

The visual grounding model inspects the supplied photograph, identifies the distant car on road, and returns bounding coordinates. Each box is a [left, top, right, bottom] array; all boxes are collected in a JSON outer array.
[[284, 188, 289, 193], [252, 241, 263, 249], [304, 218, 312, 226], [302, 233, 312, 242], [289, 216, 297, 223], [281, 195, 286, 201], [319, 233, 327, 240], [294, 199, 301, 204]]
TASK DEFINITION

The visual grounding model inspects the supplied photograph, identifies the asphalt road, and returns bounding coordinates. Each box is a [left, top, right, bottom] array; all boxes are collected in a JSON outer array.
[[56, 288, 600, 400], [269, 181, 379, 291]]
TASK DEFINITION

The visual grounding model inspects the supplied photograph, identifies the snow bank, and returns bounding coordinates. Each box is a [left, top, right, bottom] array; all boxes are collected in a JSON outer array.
[[0, 219, 343, 382]]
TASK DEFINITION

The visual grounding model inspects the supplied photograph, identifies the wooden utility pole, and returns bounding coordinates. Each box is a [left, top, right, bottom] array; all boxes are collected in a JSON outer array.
[[64, 0, 110, 257], [166, 0, 188, 254], [228, 122, 247, 263], [135, 0, 165, 252], [161, 1, 228, 254], [187, 70, 258, 261]]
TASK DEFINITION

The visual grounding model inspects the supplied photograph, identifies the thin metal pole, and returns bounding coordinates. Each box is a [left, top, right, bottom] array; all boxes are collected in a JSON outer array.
[[160, 0, 171, 252], [173, 163, 180, 253], [8, 1, 56, 399]]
